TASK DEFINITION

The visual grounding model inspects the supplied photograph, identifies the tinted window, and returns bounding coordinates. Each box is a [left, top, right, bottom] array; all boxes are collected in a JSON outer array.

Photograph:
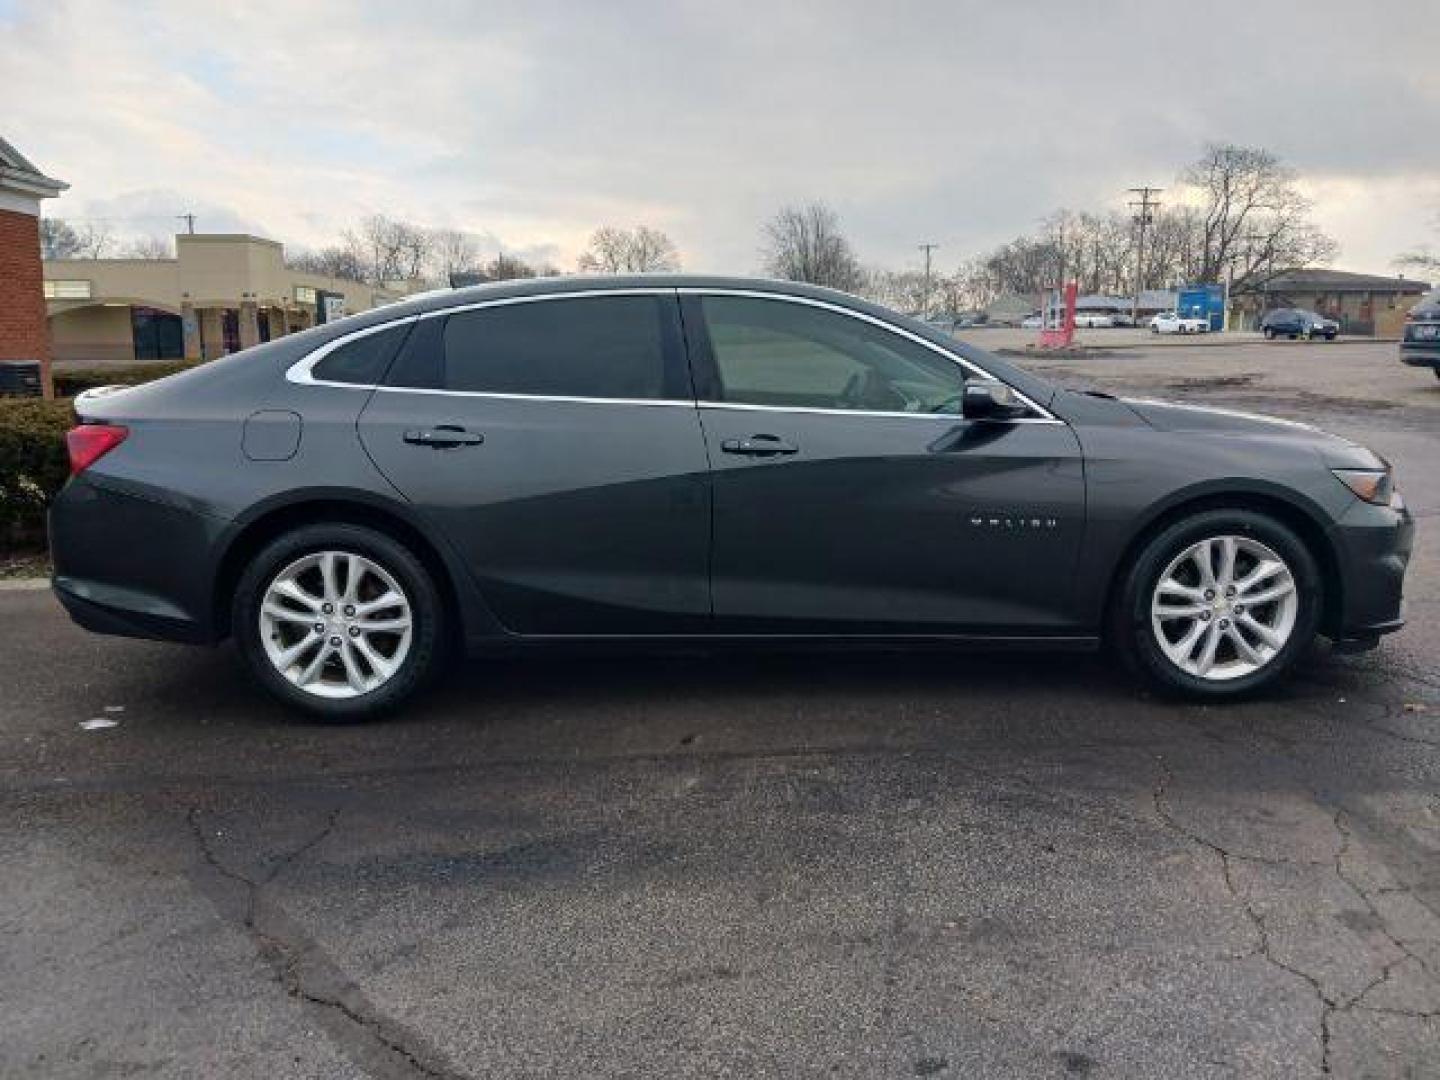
[[700, 296, 966, 413], [443, 296, 670, 399], [311, 323, 411, 384]]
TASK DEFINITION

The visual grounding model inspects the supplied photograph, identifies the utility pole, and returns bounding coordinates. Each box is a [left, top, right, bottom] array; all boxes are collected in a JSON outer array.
[[1127, 186, 1161, 325], [177, 212, 196, 235], [918, 242, 939, 317]]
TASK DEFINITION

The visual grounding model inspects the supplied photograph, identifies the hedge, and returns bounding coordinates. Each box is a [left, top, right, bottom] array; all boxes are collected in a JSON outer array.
[[53, 360, 195, 397], [0, 398, 73, 548]]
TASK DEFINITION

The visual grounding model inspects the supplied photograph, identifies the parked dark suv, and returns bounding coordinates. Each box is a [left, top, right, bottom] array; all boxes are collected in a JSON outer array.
[[49, 276, 1412, 719], [1260, 308, 1339, 340], [1400, 292, 1440, 379]]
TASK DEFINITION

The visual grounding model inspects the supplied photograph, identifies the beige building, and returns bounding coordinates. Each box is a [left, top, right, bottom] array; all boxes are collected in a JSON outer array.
[[44, 233, 406, 365]]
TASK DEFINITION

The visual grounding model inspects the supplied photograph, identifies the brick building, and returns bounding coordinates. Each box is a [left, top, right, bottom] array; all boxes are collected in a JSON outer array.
[[0, 136, 67, 395]]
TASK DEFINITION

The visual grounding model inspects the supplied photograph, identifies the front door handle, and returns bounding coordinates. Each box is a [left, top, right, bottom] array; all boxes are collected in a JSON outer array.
[[721, 434, 798, 456], [403, 425, 484, 448]]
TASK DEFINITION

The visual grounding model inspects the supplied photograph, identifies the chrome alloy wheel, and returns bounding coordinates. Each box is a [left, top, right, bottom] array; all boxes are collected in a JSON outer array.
[[259, 551, 414, 699], [1150, 535, 1299, 681]]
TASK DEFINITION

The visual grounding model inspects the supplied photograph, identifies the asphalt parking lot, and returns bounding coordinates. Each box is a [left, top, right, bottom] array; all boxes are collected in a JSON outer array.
[[3, 339, 1438, 1079]]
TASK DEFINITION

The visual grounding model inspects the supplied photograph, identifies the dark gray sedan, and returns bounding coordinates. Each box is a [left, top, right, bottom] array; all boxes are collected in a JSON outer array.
[[50, 276, 1413, 719]]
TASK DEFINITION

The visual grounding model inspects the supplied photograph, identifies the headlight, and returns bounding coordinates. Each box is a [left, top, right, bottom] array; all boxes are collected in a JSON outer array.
[[1332, 467, 1394, 505]]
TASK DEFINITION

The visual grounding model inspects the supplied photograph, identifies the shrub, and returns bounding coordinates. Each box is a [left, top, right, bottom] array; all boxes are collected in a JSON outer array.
[[0, 398, 73, 548], [53, 361, 194, 397]]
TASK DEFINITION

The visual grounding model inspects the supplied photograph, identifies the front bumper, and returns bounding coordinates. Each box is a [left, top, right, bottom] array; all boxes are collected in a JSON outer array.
[[48, 474, 227, 645], [1399, 339, 1440, 368], [1327, 496, 1415, 641]]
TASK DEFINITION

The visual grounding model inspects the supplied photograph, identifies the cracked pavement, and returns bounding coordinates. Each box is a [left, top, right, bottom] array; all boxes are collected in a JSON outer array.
[[2, 340, 1438, 1078]]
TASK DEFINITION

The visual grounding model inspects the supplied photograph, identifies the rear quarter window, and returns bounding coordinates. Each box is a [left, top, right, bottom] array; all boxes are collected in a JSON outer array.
[[310, 323, 412, 385]]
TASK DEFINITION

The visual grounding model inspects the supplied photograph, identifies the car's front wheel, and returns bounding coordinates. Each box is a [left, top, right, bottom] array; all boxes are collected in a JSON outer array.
[[233, 523, 443, 720], [1112, 509, 1321, 698]]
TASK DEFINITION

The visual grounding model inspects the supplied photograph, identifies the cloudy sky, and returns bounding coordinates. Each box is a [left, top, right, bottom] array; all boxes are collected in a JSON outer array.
[[3, 0, 1438, 276]]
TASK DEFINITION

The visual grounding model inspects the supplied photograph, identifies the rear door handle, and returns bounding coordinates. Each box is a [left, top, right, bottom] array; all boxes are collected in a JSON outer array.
[[721, 434, 798, 456], [403, 425, 484, 448]]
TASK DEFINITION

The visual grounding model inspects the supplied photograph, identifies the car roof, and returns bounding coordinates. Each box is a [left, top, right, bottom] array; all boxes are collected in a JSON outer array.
[[385, 274, 869, 319]]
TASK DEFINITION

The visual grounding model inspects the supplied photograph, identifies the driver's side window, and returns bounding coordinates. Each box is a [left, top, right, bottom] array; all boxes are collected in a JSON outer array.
[[700, 296, 966, 413]]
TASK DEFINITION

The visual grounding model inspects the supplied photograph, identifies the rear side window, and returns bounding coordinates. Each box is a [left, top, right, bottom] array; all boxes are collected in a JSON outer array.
[[443, 296, 672, 399], [311, 323, 411, 385]]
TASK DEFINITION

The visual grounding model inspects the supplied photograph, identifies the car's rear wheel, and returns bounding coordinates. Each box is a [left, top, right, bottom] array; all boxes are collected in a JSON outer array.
[[233, 523, 443, 720], [1112, 509, 1321, 698]]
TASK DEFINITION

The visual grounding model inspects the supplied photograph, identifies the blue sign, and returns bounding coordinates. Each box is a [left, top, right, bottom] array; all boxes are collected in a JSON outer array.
[[1177, 284, 1226, 331]]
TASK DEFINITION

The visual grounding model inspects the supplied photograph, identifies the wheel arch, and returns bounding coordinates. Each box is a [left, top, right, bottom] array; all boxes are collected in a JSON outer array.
[[211, 490, 486, 642], [1101, 485, 1343, 638]]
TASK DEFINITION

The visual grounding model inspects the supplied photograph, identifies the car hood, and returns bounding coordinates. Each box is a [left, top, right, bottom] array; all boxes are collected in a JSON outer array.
[[1120, 397, 1384, 467], [1121, 397, 1320, 435]]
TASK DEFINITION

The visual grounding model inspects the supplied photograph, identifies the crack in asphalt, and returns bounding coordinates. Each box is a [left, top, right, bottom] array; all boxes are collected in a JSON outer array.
[[1332, 809, 1439, 987], [186, 805, 471, 1080], [1151, 757, 1333, 1075], [1151, 754, 1440, 1075]]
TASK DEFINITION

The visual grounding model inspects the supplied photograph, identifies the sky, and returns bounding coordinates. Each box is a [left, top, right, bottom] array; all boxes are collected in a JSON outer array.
[[3, 0, 1439, 277]]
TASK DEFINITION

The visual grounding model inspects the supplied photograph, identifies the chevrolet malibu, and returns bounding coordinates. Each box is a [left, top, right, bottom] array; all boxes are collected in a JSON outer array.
[[50, 276, 1413, 719]]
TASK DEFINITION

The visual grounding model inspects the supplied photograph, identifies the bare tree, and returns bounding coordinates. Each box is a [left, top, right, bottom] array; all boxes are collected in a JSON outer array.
[[860, 267, 934, 314], [121, 235, 174, 259], [760, 202, 862, 292], [485, 252, 536, 281], [427, 228, 482, 283], [1394, 211, 1440, 276], [38, 217, 83, 260], [577, 225, 681, 273], [286, 245, 369, 282], [1180, 143, 1336, 288], [72, 221, 113, 260], [344, 214, 433, 284]]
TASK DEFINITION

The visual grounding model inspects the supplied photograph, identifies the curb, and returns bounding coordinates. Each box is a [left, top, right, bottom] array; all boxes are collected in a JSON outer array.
[[0, 578, 50, 592]]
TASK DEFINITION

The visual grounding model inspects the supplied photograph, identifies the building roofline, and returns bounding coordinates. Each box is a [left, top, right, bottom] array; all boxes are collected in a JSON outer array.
[[175, 233, 283, 248], [0, 135, 67, 198]]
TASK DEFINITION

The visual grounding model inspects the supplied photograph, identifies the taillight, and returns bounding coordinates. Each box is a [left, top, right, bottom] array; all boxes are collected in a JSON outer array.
[[65, 424, 128, 475]]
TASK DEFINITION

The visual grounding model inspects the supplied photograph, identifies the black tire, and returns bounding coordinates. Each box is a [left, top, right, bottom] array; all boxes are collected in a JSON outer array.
[[1325, 332, 1337, 341], [1110, 509, 1322, 700], [233, 523, 444, 720]]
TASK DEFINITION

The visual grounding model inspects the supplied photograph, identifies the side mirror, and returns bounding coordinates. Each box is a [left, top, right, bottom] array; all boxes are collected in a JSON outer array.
[[962, 379, 1029, 421]]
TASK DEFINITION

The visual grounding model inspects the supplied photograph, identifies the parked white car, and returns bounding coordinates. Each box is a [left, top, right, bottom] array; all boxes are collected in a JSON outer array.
[[1020, 313, 1044, 329], [1075, 313, 1117, 329], [1150, 311, 1209, 334]]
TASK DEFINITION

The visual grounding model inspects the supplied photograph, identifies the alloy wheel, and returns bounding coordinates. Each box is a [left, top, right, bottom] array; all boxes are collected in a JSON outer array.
[[258, 550, 414, 699], [1149, 535, 1299, 681]]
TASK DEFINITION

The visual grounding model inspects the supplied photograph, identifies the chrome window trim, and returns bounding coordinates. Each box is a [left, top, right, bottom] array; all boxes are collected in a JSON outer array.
[[375, 386, 696, 408], [680, 288, 1059, 423], [284, 286, 1061, 425], [286, 315, 421, 389], [697, 401, 1060, 424]]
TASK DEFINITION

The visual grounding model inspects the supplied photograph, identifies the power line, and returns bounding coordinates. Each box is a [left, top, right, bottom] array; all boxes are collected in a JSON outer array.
[[1127, 186, 1162, 324]]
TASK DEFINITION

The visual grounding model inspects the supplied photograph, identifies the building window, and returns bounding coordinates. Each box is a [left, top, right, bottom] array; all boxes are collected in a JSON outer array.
[[43, 280, 92, 300], [294, 285, 317, 305]]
